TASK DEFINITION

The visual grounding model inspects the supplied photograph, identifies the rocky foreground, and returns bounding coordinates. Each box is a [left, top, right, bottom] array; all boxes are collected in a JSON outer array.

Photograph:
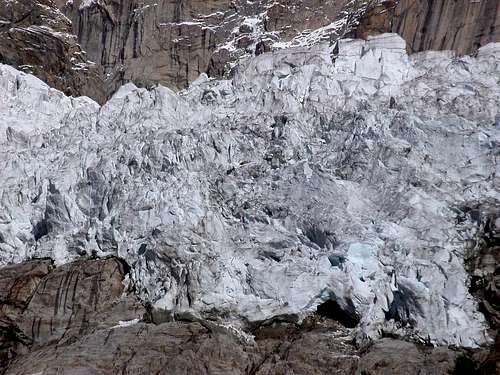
[[0, 32, 499, 373]]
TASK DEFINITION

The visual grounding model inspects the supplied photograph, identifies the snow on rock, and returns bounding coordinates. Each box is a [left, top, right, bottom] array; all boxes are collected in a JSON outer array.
[[0, 34, 499, 348], [111, 318, 141, 329], [78, 0, 98, 10]]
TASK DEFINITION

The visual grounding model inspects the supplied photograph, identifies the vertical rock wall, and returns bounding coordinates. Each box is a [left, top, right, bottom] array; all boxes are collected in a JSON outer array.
[[1, 0, 499, 103], [357, 0, 500, 55]]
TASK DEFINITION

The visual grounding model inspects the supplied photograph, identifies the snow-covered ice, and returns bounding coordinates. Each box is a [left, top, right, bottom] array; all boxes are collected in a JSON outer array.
[[0, 34, 499, 348]]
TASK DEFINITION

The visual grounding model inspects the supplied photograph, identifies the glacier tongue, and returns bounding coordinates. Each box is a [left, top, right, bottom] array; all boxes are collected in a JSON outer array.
[[0, 34, 499, 347]]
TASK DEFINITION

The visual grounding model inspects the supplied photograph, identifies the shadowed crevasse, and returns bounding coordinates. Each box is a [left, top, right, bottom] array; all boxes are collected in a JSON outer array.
[[316, 299, 360, 328]]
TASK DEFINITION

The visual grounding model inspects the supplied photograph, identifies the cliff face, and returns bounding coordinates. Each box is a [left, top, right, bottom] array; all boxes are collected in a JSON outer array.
[[393, 0, 500, 55], [357, 0, 500, 55], [58, 0, 353, 94], [0, 0, 498, 102], [62, 0, 227, 92], [0, 0, 107, 103]]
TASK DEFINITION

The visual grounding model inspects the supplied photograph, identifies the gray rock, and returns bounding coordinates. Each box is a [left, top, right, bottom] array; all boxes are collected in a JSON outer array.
[[357, 338, 456, 375]]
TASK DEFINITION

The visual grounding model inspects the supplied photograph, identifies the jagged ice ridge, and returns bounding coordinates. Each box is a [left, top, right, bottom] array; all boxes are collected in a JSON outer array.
[[0, 33, 499, 348]]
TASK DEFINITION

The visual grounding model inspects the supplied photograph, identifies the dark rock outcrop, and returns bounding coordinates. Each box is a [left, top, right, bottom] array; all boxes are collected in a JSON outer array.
[[463, 202, 500, 375], [0, 259, 53, 371], [0, 257, 144, 372], [0, 0, 107, 103], [393, 0, 500, 55], [358, 338, 457, 375], [356, 0, 500, 55]]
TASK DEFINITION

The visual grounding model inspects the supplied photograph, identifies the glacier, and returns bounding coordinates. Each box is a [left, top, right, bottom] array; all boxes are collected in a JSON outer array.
[[0, 33, 498, 348]]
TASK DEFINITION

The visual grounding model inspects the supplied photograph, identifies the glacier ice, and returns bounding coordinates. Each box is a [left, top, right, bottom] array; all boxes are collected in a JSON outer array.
[[0, 34, 499, 347]]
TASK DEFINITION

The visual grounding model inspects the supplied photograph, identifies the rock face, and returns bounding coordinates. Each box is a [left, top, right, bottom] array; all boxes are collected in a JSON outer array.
[[1, 34, 499, 354], [463, 202, 500, 374], [356, 0, 500, 56], [392, 0, 500, 55], [0, 259, 53, 370], [0, 257, 144, 372], [1, 0, 366, 102], [0, 0, 107, 103], [1, 0, 499, 102], [58, 0, 359, 94]]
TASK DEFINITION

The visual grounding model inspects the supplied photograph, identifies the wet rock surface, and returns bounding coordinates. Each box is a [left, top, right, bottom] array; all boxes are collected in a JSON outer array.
[[391, 0, 500, 56], [356, 0, 500, 56], [0, 259, 53, 371]]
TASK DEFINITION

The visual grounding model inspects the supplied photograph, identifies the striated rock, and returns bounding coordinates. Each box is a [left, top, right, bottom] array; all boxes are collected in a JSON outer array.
[[65, 0, 223, 92], [0, 257, 144, 372], [15, 257, 143, 347], [2, 0, 499, 102], [58, 0, 363, 95], [393, 0, 500, 55], [0, 0, 107, 103], [356, 0, 500, 55], [0, 259, 53, 371], [0, 259, 54, 321]]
